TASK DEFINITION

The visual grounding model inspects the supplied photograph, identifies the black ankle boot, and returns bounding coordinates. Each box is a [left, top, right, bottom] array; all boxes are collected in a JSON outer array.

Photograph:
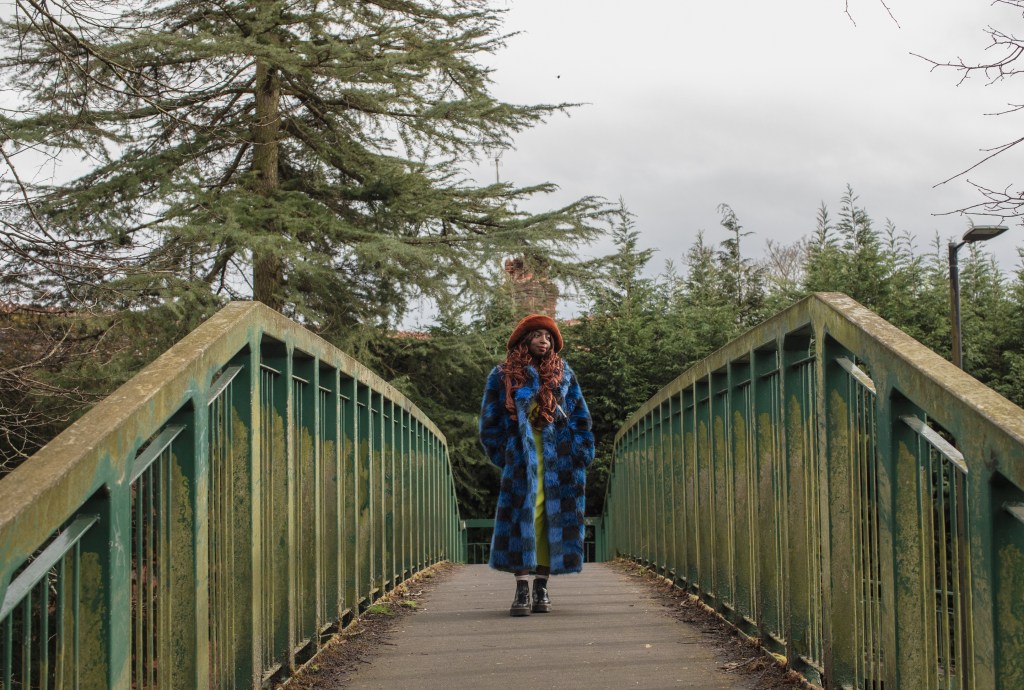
[[510, 580, 531, 617], [532, 578, 551, 613]]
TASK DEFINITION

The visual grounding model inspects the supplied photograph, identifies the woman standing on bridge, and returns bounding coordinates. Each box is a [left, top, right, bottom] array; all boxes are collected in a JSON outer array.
[[478, 314, 595, 616]]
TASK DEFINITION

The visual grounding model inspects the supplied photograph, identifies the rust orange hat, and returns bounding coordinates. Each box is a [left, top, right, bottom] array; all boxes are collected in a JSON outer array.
[[507, 314, 563, 353]]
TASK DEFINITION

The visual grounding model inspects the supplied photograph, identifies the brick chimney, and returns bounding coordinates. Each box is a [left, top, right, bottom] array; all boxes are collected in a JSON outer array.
[[504, 257, 558, 316]]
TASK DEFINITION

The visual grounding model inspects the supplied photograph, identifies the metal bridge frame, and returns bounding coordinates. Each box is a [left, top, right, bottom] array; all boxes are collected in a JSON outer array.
[[0, 301, 462, 689], [604, 292, 1024, 690]]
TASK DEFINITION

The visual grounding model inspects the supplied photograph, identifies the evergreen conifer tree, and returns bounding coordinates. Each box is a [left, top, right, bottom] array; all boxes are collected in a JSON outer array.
[[0, 0, 604, 338], [570, 202, 671, 513]]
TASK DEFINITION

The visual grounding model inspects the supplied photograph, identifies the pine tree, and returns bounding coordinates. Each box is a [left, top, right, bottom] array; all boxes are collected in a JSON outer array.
[[804, 202, 844, 293], [959, 244, 1010, 380], [835, 185, 888, 311], [716, 203, 767, 329], [0, 0, 605, 338], [570, 202, 673, 514], [995, 250, 1024, 406]]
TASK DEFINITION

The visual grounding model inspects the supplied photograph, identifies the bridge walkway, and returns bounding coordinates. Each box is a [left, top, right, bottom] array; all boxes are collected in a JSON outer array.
[[332, 563, 750, 689]]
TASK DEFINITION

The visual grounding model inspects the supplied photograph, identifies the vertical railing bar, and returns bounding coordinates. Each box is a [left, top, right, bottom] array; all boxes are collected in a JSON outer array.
[[848, 374, 863, 686], [134, 474, 144, 690], [231, 384, 240, 670], [861, 387, 871, 683], [920, 435, 938, 690], [867, 384, 879, 683], [724, 388, 735, 603], [403, 411, 410, 578], [139, 465, 148, 688], [852, 378, 862, 686], [950, 465, 962, 690], [148, 461, 157, 689], [775, 372, 786, 637], [939, 448, 953, 689], [55, 557, 66, 690], [212, 394, 221, 688], [747, 384, 757, 623], [291, 376, 299, 647], [3, 615, 11, 689], [21, 593, 31, 690], [955, 469, 972, 690], [161, 441, 172, 690], [338, 388, 347, 617], [40, 573, 49, 690], [809, 362, 823, 666], [869, 387, 882, 684], [260, 371, 268, 672], [921, 436, 937, 687], [317, 385, 325, 628], [73, 541, 80, 690], [212, 394, 220, 688], [225, 387, 233, 680], [859, 386, 869, 683], [801, 363, 812, 661], [261, 368, 272, 672]]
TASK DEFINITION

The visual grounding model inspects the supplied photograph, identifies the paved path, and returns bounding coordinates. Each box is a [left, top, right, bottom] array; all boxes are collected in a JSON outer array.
[[338, 563, 751, 689]]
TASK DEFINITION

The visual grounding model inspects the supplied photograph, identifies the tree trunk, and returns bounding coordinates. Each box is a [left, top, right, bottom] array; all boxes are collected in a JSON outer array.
[[251, 58, 283, 309]]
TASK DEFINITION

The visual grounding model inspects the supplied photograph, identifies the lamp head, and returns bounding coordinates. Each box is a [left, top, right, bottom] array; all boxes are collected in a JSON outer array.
[[962, 225, 1008, 243]]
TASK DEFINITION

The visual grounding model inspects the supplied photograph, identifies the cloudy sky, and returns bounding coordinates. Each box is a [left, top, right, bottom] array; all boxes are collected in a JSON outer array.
[[454, 0, 1024, 317]]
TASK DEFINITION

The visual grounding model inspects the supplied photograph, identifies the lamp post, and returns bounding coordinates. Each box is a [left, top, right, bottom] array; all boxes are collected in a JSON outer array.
[[949, 224, 1008, 368]]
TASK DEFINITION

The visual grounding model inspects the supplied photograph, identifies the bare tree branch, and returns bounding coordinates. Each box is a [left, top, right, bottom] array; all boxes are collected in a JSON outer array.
[[845, 0, 901, 27]]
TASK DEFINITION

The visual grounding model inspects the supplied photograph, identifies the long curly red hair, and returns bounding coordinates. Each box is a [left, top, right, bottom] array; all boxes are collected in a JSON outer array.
[[501, 336, 564, 429]]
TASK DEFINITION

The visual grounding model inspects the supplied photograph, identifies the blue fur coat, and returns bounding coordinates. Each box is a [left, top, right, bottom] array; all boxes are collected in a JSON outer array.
[[478, 360, 594, 574]]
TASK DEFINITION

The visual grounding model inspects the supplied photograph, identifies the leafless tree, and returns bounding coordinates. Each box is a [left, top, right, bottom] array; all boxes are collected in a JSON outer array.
[[760, 238, 808, 297], [913, 0, 1024, 219]]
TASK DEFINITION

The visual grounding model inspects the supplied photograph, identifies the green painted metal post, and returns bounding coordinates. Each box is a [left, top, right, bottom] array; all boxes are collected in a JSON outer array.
[[695, 376, 712, 596], [682, 388, 697, 588], [711, 370, 731, 609], [729, 358, 755, 633], [80, 489, 123, 690], [657, 403, 670, 575], [355, 383, 371, 608], [318, 365, 341, 631], [340, 374, 357, 623], [670, 393, 684, 586], [292, 352, 318, 658], [781, 334, 824, 680]]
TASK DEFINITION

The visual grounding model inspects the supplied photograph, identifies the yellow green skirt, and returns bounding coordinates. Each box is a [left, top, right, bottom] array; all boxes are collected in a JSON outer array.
[[533, 427, 549, 568]]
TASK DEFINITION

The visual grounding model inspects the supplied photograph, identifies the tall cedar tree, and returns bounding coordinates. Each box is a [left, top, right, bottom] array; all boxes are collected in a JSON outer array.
[[0, 0, 604, 339]]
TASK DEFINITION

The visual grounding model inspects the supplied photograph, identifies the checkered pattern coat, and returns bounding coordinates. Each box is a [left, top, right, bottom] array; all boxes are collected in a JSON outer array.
[[478, 360, 594, 575]]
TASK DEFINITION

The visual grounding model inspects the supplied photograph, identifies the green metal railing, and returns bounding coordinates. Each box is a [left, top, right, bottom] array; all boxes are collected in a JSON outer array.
[[457, 517, 607, 565], [0, 301, 462, 689], [603, 292, 1024, 690]]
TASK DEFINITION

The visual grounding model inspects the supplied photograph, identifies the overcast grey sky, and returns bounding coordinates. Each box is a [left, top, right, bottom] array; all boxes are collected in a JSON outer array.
[[453, 0, 1024, 318]]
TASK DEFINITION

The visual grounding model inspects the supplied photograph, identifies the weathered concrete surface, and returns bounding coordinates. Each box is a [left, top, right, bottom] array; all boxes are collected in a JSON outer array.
[[336, 564, 750, 689]]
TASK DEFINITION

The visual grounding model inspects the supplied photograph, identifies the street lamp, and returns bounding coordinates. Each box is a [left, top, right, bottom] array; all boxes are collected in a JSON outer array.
[[949, 224, 1008, 368]]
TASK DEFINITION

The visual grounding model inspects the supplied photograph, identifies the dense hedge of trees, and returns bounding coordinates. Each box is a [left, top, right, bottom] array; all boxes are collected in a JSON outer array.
[[374, 188, 1024, 517]]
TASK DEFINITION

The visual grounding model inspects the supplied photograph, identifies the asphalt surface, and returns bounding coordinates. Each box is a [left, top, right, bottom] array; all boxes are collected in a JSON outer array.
[[338, 563, 750, 689]]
